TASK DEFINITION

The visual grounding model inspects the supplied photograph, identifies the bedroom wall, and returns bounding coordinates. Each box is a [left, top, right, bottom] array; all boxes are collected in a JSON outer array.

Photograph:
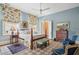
[[20, 11, 29, 21], [0, 4, 39, 36], [20, 11, 39, 34], [39, 6, 79, 39], [0, 5, 3, 35]]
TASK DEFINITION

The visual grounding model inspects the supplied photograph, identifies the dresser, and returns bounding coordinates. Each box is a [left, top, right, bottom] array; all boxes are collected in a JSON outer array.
[[56, 29, 68, 41]]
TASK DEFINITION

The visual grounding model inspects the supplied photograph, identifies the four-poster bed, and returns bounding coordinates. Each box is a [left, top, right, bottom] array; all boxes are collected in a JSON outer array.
[[10, 28, 49, 49]]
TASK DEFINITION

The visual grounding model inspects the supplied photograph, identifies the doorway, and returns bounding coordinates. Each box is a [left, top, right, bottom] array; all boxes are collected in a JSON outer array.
[[41, 20, 53, 39]]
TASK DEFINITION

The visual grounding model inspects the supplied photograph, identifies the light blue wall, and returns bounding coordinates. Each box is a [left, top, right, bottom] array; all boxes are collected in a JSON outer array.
[[20, 11, 29, 21], [0, 5, 3, 35], [39, 7, 79, 39]]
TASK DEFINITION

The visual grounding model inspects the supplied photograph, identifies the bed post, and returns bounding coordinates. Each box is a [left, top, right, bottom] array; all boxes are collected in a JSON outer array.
[[31, 28, 33, 49], [45, 30, 47, 38]]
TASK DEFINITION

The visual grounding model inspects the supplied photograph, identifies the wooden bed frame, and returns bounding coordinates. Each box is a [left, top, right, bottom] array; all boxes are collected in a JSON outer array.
[[30, 28, 47, 49], [10, 28, 47, 49]]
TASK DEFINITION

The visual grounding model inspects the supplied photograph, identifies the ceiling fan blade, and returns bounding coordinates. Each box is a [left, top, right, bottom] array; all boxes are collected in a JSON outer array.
[[32, 3, 50, 14], [32, 8, 39, 11], [42, 8, 50, 11]]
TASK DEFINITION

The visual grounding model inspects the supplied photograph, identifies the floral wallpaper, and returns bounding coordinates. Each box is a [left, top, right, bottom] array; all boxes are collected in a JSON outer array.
[[3, 4, 20, 23], [29, 14, 37, 25], [2, 4, 38, 24], [0, 3, 39, 35]]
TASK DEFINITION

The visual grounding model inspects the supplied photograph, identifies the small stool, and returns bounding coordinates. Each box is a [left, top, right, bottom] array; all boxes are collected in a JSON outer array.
[[36, 39, 48, 49]]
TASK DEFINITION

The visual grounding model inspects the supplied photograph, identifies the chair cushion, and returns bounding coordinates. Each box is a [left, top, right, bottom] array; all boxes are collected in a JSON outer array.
[[69, 41, 75, 45], [69, 35, 78, 45], [63, 40, 69, 45], [52, 48, 65, 55]]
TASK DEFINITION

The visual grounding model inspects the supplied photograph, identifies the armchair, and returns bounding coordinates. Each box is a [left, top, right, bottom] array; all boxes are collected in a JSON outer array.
[[52, 39, 69, 55], [52, 35, 78, 55], [64, 44, 78, 55], [52, 44, 78, 55]]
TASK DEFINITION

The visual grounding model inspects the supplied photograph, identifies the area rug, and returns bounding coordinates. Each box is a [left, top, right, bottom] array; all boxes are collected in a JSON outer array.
[[8, 44, 26, 54]]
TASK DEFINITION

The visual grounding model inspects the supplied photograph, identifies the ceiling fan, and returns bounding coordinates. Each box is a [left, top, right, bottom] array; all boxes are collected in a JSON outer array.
[[33, 3, 50, 14]]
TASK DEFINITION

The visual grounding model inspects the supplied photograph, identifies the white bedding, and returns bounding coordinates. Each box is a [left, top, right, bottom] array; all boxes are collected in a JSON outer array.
[[19, 34, 30, 42], [19, 31, 31, 41], [19, 30, 31, 48]]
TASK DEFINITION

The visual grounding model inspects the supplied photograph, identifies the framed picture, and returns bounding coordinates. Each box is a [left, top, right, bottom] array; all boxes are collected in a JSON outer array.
[[20, 21, 28, 28], [57, 21, 70, 30]]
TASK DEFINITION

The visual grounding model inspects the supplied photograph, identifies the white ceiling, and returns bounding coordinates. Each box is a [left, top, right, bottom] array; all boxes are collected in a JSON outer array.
[[9, 3, 79, 17]]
